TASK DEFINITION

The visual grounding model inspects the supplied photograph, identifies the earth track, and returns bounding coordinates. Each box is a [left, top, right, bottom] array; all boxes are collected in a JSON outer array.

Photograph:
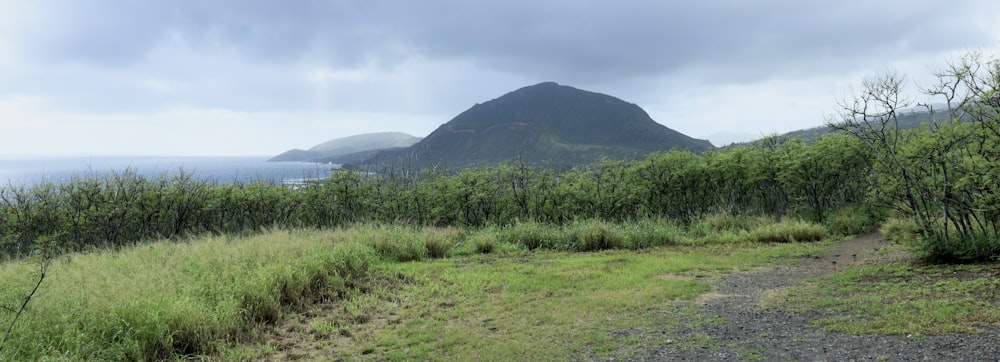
[[631, 233, 1000, 361]]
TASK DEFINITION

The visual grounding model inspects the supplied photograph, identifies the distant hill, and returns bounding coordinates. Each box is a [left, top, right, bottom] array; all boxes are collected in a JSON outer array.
[[269, 132, 421, 162], [735, 105, 956, 147], [355, 82, 713, 170]]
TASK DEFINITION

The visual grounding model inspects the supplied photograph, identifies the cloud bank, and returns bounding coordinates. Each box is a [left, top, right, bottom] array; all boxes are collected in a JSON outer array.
[[1, 0, 997, 155]]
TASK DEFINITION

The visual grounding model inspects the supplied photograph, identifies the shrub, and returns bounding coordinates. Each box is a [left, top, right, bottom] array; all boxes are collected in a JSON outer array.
[[888, 218, 1000, 263], [910, 233, 1000, 263]]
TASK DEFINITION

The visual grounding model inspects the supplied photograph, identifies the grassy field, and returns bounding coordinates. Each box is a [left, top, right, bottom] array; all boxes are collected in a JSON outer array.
[[765, 253, 1000, 335], [243, 242, 831, 361], [0, 218, 832, 361], [3, 217, 995, 360]]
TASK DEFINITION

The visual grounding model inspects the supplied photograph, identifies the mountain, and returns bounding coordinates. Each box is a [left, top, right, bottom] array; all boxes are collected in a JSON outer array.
[[774, 104, 956, 143], [269, 132, 421, 162], [725, 104, 964, 149], [357, 82, 713, 169]]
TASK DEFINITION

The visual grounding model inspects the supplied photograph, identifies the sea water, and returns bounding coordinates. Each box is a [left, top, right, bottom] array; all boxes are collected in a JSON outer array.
[[0, 156, 336, 188]]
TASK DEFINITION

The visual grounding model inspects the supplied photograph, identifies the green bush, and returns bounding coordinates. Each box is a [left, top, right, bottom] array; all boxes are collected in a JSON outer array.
[[889, 218, 1000, 263], [910, 233, 1000, 263]]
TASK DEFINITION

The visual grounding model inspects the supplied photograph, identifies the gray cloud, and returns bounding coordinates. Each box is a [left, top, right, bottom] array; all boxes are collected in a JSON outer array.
[[22, 1, 997, 75], [1, 0, 998, 155]]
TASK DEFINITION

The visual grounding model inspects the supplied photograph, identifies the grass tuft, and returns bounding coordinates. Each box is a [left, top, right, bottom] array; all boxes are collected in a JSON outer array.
[[495, 221, 564, 250], [422, 227, 464, 259], [691, 212, 773, 236], [823, 205, 885, 236], [471, 231, 497, 254], [567, 219, 624, 252], [748, 220, 828, 243], [617, 219, 686, 249], [358, 224, 428, 262]]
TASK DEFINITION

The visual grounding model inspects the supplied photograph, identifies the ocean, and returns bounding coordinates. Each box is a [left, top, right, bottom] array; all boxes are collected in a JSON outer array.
[[0, 156, 337, 188]]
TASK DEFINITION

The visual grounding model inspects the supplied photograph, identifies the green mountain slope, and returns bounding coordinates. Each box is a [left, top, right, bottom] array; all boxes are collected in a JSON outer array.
[[738, 105, 960, 146], [358, 82, 713, 169], [269, 132, 421, 162]]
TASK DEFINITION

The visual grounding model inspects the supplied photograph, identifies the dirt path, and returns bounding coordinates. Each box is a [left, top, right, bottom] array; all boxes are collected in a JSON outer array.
[[633, 233, 1000, 361]]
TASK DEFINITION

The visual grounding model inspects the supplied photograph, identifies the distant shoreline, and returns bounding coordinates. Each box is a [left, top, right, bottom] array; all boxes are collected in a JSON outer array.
[[0, 155, 335, 187]]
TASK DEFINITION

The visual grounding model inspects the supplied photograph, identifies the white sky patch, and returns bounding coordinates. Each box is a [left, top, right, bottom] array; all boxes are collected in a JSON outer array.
[[0, 97, 442, 156], [644, 76, 849, 141], [141, 78, 193, 93]]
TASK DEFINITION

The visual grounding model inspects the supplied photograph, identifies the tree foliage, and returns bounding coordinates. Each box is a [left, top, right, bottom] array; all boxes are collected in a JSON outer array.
[[0, 136, 875, 258], [3, 51, 996, 263], [830, 51, 1000, 261]]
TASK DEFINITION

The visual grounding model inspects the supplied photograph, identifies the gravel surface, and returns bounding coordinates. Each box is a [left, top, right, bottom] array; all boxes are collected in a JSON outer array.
[[622, 233, 1000, 361]]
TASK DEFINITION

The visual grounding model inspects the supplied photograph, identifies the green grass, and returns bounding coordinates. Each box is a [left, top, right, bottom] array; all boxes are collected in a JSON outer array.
[[0, 218, 836, 360], [822, 205, 884, 236], [765, 260, 1000, 335], [684, 216, 828, 245], [274, 241, 832, 360], [0, 228, 377, 361]]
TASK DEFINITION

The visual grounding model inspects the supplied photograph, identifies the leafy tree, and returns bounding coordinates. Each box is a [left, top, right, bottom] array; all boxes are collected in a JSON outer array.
[[830, 50, 1000, 261], [779, 134, 870, 221]]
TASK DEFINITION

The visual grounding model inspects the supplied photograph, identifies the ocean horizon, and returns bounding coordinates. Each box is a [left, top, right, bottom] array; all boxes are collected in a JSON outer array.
[[0, 155, 337, 187]]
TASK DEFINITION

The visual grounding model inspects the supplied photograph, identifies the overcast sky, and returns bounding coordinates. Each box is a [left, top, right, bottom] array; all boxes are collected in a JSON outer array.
[[1, 1, 998, 156]]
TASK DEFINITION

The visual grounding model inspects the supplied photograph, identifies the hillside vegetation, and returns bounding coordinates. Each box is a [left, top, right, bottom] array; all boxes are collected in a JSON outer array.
[[269, 132, 421, 163], [356, 82, 714, 170], [0, 132, 873, 259]]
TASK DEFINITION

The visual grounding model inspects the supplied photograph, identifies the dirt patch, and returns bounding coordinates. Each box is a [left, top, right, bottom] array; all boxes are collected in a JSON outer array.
[[242, 273, 412, 361], [632, 233, 1000, 361], [652, 273, 697, 281], [694, 292, 743, 303]]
